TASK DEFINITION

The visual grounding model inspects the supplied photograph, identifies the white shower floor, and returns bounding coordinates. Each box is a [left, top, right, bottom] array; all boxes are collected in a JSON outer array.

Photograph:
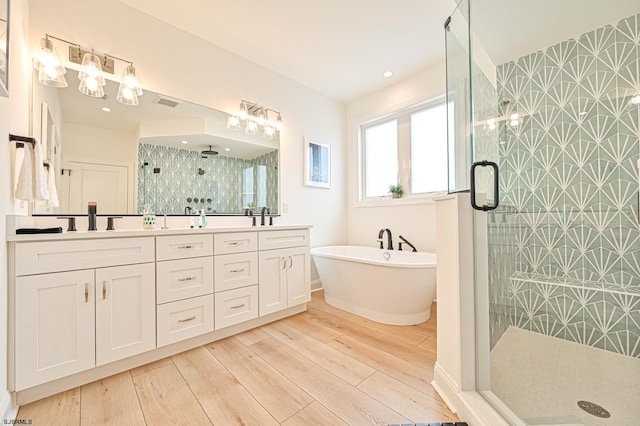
[[490, 327, 640, 426]]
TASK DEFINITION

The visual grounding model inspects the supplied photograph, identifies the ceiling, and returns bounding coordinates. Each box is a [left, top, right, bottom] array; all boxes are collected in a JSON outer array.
[[55, 69, 278, 158], [115, 1, 640, 103]]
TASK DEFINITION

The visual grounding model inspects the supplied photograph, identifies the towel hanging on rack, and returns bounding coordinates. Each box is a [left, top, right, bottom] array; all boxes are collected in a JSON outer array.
[[13, 136, 50, 202]]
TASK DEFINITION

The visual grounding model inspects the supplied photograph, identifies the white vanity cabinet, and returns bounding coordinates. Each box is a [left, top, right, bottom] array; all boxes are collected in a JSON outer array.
[[15, 270, 96, 390], [213, 232, 259, 329], [13, 238, 155, 390], [258, 230, 311, 316], [155, 234, 214, 347], [94, 263, 156, 366], [9, 225, 311, 403]]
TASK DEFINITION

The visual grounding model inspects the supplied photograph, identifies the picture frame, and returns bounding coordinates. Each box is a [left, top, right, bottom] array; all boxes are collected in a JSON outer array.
[[0, 0, 9, 98], [304, 137, 331, 188]]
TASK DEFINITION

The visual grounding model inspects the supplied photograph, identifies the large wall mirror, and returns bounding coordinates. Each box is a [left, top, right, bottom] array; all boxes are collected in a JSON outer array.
[[32, 69, 279, 216], [0, 0, 8, 97]]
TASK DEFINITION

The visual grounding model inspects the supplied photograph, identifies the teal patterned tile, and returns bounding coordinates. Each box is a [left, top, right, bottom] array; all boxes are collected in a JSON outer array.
[[488, 13, 640, 357], [616, 14, 640, 44]]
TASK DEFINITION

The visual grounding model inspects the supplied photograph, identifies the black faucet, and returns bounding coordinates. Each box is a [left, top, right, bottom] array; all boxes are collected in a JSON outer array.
[[398, 235, 417, 252], [261, 207, 270, 226], [88, 202, 97, 231], [185, 206, 192, 215], [378, 228, 393, 250]]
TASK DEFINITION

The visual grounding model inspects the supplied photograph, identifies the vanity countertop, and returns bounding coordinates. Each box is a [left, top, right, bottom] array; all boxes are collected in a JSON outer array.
[[7, 224, 313, 242]]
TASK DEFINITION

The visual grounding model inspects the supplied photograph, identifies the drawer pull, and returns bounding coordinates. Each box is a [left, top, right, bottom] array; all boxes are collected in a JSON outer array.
[[177, 245, 194, 249], [102, 281, 107, 300], [178, 316, 197, 323], [228, 241, 243, 246], [282, 257, 287, 269], [288, 256, 293, 268], [230, 303, 246, 309], [84, 283, 89, 303], [177, 276, 196, 282], [230, 268, 245, 273]]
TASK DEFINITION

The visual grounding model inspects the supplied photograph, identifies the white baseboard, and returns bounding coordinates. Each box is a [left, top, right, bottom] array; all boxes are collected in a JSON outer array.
[[310, 279, 322, 292], [432, 363, 511, 426], [1, 390, 18, 421]]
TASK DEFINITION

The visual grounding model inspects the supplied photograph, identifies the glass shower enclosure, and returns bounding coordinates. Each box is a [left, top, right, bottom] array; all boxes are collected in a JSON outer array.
[[446, 0, 640, 424]]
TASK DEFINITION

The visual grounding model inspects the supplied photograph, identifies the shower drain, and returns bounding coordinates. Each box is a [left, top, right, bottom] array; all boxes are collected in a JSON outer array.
[[577, 400, 611, 418]]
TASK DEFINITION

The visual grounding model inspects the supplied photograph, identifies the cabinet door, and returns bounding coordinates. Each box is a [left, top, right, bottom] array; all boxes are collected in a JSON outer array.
[[286, 246, 311, 307], [15, 270, 95, 390], [258, 249, 288, 316], [95, 263, 156, 366]]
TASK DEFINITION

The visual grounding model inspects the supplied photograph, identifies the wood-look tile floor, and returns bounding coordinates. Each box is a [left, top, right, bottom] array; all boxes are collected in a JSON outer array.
[[18, 291, 457, 425]]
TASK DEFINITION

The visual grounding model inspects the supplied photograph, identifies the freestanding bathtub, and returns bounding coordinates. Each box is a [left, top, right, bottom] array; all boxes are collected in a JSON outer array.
[[310, 245, 437, 326]]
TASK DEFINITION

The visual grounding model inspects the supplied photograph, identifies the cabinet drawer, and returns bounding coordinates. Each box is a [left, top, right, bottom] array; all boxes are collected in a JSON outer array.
[[258, 229, 309, 251], [15, 237, 154, 276], [156, 257, 214, 304], [156, 295, 214, 347], [156, 234, 213, 261], [214, 252, 258, 292], [214, 285, 258, 330], [214, 232, 257, 255]]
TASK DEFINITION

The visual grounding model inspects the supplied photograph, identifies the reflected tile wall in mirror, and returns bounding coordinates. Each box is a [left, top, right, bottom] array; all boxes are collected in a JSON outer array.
[[138, 144, 278, 215]]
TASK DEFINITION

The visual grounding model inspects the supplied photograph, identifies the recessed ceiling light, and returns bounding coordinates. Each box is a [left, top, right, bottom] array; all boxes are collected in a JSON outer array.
[[101, 107, 111, 112], [383, 71, 393, 78], [224, 148, 231, 152], [181, 140, 188, 144]]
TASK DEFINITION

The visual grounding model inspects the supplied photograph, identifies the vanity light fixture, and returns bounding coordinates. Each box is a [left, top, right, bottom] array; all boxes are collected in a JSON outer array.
[[78, 50, 106, 97], [478, 99, 524, 131], [33, 35, 68, 87], [116, 64, 143, 106], [227, 100, 283, 140], [245, 119, 259, 135], [226, 114, 241, 130], [33, 33, 143, 105]]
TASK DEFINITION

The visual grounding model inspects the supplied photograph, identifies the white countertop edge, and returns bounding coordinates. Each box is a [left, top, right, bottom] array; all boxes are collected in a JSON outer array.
[[7, 224, 313, 242]]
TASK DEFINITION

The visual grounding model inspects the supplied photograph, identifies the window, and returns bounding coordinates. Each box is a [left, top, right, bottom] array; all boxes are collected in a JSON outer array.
[[360, 97, 451, 201], [364, 119, 398, 197]]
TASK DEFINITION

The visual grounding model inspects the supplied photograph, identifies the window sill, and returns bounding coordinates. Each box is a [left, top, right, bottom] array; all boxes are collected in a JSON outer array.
[[354, 195, 442, 208]]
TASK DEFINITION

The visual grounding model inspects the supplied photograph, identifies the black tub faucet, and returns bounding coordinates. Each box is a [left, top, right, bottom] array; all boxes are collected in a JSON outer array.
[[398, 235, 417, 252], [378, 228, 393, 250]]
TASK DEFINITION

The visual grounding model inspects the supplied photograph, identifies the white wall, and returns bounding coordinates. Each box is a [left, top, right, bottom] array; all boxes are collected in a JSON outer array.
[[2, 0, 31, 417], [346, 63, 446, 252], [26, 0, 348, 268]]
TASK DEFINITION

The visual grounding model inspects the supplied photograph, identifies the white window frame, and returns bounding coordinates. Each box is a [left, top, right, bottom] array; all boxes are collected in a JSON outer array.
[[357, 95, 449, 206]]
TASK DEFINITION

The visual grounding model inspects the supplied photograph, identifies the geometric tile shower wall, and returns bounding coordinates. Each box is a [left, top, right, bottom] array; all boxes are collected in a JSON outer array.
[[137, 144, 278, 215], [488, 13, 640, 357]]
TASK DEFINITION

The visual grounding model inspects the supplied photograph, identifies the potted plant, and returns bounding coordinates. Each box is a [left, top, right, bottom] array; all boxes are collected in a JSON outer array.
[[388, 184, 404, 199]]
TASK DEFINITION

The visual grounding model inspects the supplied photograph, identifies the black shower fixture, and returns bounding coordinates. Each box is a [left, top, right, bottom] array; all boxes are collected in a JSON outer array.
[[201, 145, 219, 157]]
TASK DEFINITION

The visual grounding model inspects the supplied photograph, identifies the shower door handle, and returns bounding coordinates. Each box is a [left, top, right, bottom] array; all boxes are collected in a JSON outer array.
[[470, 160, 499, 211]]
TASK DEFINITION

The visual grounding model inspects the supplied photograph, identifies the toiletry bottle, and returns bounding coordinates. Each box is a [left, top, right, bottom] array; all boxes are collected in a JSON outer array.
[[142, 204, 156, 229], [200, 210, 207, 228]]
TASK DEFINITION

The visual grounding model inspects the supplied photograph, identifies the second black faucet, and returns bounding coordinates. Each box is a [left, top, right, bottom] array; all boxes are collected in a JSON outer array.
[[378, 228, 393, 250]]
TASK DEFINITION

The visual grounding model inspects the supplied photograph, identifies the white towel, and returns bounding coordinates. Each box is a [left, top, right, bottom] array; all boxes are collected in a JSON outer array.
[[14, 141, 50, 201], [46, 159, 59, 208]]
